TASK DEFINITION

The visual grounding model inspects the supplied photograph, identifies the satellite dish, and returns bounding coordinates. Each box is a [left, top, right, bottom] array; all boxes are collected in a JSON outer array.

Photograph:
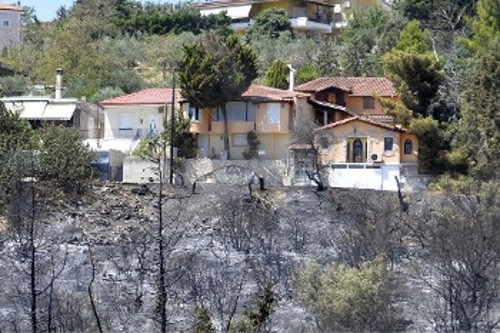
[[371, 154, 378, 161]]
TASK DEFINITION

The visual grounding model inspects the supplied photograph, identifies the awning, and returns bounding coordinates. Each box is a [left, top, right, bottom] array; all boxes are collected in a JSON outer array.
[[200, 5, 252, 19], [3, 100, 77, 121], [42, 103, 76, 120]]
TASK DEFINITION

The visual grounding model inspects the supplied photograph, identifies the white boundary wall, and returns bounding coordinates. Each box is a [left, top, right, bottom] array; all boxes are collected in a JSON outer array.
[[327, 164, 400, 191]]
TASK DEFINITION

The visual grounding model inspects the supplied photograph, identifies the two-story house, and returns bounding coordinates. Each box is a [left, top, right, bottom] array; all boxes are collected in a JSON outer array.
[[183, 84, 309, 159], [98, 85, 309, 159], [293, 77, 418, 190], [98, 88, 183, 154], [198, 0, 392, 36], [0, 3, 23, 51]]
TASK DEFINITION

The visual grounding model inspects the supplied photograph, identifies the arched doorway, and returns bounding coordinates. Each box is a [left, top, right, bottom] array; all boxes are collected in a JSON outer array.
[[353, 138, 364, 162]]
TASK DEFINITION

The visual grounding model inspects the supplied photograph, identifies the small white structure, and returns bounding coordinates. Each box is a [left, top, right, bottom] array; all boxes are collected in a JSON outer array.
[[2, 68, 103, 139], [327, 163, 400, 191], [1, 96, 100, 138], [0, 3, 23, 51]]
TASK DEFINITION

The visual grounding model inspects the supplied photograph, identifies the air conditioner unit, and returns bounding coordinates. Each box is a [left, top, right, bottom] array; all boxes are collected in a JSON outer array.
[[343, 1, 351, 8], [334, 4, 342, 13], [371, 154, 381, 162]]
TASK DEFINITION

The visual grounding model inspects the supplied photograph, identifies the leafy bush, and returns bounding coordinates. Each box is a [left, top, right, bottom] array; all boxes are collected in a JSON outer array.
[[294, 256, 393, 332]]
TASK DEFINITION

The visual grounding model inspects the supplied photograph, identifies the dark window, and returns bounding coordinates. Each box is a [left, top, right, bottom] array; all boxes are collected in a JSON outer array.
[[316, 92, 328, 101], [211, 107, 221, 121], [188, 105, 200, 121], [384, 137, 394, 151], [363, 96, 374, 109], [335, 91, 345, 106], [404, 139, 413, 155]]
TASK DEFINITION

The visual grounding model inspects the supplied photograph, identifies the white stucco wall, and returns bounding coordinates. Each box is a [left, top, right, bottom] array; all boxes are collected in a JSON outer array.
[[103, 105, 166, 140], [327, 164, 400, 191]]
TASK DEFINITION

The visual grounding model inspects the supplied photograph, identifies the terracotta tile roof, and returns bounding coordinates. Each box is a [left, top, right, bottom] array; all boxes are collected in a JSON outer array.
[[295, 77, 397, 96], [318, 116, 409, 132], [241, 85, 308, 102], [308, 99, 356, 116], [0, 3, 23, 11], [99, 88, 183, 106], [369, 114, 395, 123]]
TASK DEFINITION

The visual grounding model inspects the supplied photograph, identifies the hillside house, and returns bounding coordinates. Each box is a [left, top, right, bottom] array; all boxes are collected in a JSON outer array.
[[0, 2, 23, 51], [293, 77, 418, 190], [197, 0, 392, 36], [183, 85, 309, 159], [97, 88, 182, 154]]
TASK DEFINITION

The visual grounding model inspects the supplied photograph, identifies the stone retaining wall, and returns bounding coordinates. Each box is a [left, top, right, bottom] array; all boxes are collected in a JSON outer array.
[[184, 158, 292, 186]]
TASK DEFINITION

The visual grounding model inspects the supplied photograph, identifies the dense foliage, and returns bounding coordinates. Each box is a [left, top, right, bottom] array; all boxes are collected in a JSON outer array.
[[179, 33, 258, 154]]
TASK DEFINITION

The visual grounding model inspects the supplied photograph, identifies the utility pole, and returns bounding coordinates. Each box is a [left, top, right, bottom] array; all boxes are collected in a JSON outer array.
[[169, 68, 176, 185]]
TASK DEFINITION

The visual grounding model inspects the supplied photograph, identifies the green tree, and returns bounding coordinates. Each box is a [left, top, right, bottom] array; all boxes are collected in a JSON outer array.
[[247, 8, 292, 40], [383, 20, 447, 172], [447, 38, 499, 181], [461, 0, 499, 54], [179, 33, 258, 156], [0, 101, 33, 210], [265, 59, 288, 89], [36, 126, 95, 193], [383, 20, 444, 117], [410, 116, 448, 173], [339, 6, 403, 76], [162, 109, 196, 158], [67, 0, 120, 39], [296, 64, 320, 85], [295, 256, 392, 332], [90, 86, 124, 104], [144, 33, 199, 80]]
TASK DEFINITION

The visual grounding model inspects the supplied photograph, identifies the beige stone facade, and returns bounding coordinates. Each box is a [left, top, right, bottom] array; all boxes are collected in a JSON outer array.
[[320, 119, 418, 165]]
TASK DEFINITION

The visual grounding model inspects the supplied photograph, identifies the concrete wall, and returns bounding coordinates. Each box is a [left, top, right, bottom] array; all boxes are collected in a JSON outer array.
[[184, 158, 291, 186], [293, 96, 314, 123], [122, 156, 160, 183], [259, 133, 290, 159], [108, 150, 126, 181]]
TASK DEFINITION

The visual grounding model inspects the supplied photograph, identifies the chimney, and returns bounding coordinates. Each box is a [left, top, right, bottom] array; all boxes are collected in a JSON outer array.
[[288, 64, 296, 92], [55, 68, 63, 99]]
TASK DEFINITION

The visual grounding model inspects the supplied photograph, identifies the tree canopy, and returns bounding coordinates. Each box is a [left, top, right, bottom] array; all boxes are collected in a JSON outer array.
[[179, 33, 258, 154], [247, 8, 292, 40]]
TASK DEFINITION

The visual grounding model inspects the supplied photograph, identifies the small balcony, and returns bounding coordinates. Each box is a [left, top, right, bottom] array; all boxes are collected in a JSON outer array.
[[289, 7, 332, 33]]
